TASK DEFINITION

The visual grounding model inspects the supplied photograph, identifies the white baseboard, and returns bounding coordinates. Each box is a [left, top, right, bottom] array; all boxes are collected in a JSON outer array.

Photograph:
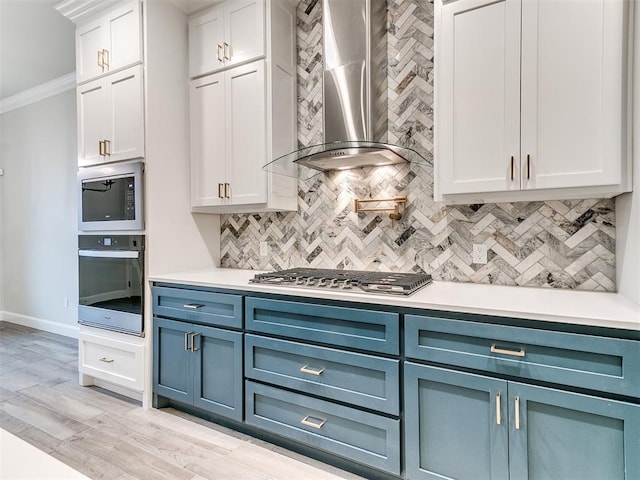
[[0, 312, 79, 339]]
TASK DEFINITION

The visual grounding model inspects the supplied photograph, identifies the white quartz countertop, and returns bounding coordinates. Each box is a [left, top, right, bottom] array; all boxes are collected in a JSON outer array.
[[149, 268, 640, 332]]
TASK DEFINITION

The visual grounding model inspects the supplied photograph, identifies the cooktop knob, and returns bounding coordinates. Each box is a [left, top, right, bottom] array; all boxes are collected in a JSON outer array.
[[329, 278, 339, 288], [305, 277, 316, 286], [317, 278, 327, 287], [341, 280, 352, 290]]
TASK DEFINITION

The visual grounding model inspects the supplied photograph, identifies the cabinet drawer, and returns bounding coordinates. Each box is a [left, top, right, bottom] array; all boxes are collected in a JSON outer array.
[[245, 298, 399, 354], [245, 335, 399, 415], [153, 286, 242, 329], [246, 381, 401, 475], [405, 315, 640, 398], [79, 332, 144, 391]]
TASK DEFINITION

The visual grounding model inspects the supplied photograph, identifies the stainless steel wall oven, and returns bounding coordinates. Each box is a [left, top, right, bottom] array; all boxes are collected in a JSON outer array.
[[78, 235, 144, 336]]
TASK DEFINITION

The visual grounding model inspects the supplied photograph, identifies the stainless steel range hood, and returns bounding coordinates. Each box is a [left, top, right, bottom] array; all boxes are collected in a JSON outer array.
[[265, 0, 428, 175]]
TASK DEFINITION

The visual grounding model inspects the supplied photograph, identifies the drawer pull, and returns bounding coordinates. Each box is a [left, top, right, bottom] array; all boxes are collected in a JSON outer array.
[[99, 357, 114, 363], [300, 365, 325, 376], [515, 395, 521, 430], [183, 303, 204, 309], [301, 415, 326, 429], [490, 344, 525, 358], [190, 333, 200, 352], [496, 392, 501, 425]]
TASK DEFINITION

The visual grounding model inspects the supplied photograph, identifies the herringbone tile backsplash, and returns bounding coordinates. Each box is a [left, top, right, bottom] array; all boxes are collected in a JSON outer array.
[[220, 0, 616, 291]]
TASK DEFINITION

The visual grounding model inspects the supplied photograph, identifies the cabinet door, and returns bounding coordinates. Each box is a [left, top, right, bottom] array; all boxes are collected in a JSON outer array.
[[520, 0, 626, 191], [436, 0, 521, 196], [76, 18, 106, 84], [153, 318, 194, 404], [190, 73, 226, 207], [508, 382, 640, 480], [404, 362, 509, 480], [225, 60, 266, 205], [224, 0, 265, 69], [106, 65, 144, 162], [77, 78, 107, 166], [189, 6, 225, 78], [192, 325, 243, 422], [105, 0, 142, 75]]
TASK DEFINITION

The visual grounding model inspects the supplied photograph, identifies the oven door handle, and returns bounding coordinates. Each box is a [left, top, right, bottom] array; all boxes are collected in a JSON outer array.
[[79, 250, 140, 259]]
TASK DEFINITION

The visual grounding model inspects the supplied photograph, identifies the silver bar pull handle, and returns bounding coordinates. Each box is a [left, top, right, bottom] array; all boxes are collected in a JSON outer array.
[[183, 303, 204, 309], [184, 332, 189, 351], [190, 333, 200, 352], [515, 396, 521, 430], [301, 415, 326, 429], [300, 365, 325, 376], [496, 392, 501, 425], [99, 357, 114, 363], [491, 344, 525, 358]]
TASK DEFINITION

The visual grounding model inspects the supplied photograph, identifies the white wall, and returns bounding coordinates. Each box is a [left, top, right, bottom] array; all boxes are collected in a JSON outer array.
[[615, 1, 640, 307], [0, 90, 79, 336], [144, 0, 220, 277]]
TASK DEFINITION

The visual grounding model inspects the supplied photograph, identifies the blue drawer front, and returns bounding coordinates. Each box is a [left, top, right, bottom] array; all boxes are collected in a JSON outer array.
[[245, 297, 399, 354], [245, 381, 401, 475], [245, 334, 400, 415], [153, 286, 243, 329], [405, 315, 640, 398]]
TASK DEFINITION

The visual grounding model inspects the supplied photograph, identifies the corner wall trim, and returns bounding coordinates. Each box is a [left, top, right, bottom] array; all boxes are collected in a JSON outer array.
[[0, 312, 79, 339], [0, 72, 77, 115]]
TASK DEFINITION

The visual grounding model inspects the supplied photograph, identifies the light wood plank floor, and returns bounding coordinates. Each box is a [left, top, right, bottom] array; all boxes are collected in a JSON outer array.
[[0, 321, 362, 480]]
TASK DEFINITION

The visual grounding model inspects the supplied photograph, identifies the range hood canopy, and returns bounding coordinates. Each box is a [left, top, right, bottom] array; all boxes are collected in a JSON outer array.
[[264, 140, 428, 177], [264, 0, 430, 176]]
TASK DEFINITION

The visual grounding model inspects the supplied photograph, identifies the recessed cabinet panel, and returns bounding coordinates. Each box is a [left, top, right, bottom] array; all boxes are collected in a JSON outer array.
[[108, 66, 145, 162], [190, 74, 226, 207], [107, 1, 142, 75], [76, 20, 105, 84], [438, 0, 521, 195], [226, 61, 266, 205], [225, 0, 265, 68], [520, 0, 624, 190], [77, 82, 106, 166]]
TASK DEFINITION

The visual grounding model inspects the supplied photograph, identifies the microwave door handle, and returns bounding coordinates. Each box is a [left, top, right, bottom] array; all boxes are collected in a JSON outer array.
[[78, 250, 139, 259]]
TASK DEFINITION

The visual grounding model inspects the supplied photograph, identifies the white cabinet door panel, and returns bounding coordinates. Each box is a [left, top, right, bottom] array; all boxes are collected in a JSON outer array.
[[520, 0, 624, 190], [190, 73, 226, 207], [226, 61, 266, 205], [108, 65, 144, 162], [77, 80, 106, 167], [189, 7, 225, 78], [107, 0, 142, 75], [225, 0, 265, 69], [438, 0, 521, 196], [77, 20, 105, 85]]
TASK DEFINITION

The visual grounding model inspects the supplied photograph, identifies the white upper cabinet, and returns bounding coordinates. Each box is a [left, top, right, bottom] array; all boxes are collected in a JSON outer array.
[[76, 0, 142, 84], [435, 0, 632, 204], [77, 65, 145, 166], [189, 0, 297, 213], [189, 0, 265, 78]]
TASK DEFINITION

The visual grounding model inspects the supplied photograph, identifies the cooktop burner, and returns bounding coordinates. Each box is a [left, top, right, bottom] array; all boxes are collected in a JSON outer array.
[[249, 268, 432, 295]]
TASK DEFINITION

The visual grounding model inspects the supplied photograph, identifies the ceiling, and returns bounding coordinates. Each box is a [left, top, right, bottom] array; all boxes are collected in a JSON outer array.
[[0, 0, 75, 100]]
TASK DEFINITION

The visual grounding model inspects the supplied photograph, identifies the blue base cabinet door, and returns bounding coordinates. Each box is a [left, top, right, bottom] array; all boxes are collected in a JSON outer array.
[[404, 362, 509, 480], [153, 317, 194, 404], [508, 382, 640, 480], [193, 324, 243, 422], [153, 317, 243, 422]]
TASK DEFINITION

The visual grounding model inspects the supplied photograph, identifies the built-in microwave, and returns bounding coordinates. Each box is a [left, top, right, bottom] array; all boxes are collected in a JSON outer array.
[[78, 161, 144, 231]]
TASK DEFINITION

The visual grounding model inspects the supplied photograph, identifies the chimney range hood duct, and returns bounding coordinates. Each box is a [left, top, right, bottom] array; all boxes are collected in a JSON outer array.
[[265, 0, 428, 175]]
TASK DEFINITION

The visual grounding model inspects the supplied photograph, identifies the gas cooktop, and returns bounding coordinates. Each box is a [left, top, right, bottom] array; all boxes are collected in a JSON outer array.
[[249, 268, 432, 296]]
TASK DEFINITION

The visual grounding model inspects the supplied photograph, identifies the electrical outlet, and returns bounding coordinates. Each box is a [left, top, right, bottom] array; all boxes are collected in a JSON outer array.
[[260, 242, 268, 256], [472, 244, 488, 264]]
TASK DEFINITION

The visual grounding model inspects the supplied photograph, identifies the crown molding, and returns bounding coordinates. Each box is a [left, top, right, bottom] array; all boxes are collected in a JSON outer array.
[[0, 73, 76, 115], [54, 0, 120, 24]]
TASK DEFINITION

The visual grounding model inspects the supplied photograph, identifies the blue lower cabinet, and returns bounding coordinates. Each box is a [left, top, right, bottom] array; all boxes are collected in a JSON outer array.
[[153, 317, 243, 422], [508, 382, 640, 480], [404, 362, 509, 480], [246, 380, 401, 475], [405, 361, 640, 480]]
